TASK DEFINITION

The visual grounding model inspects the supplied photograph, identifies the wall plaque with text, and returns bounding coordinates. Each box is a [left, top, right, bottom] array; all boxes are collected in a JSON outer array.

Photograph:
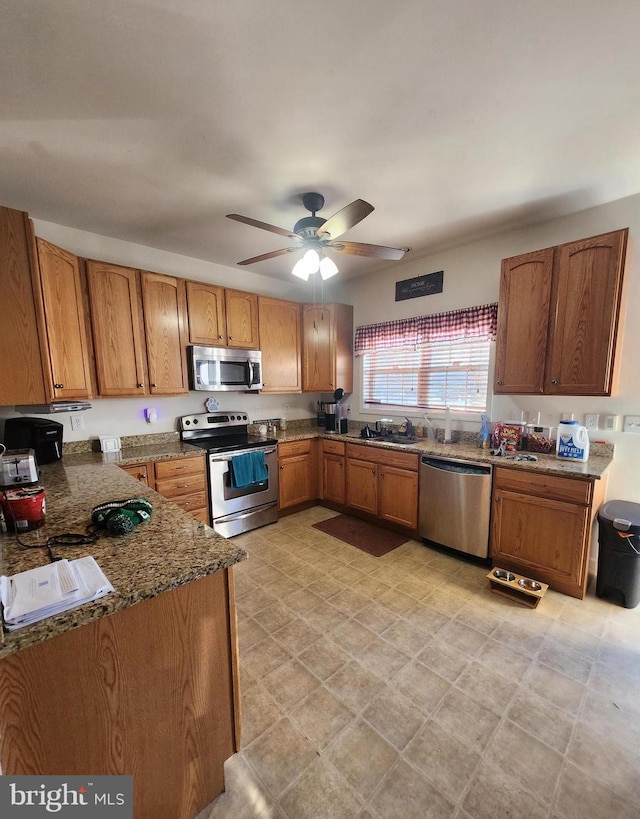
[[395, 270, 444, 301]]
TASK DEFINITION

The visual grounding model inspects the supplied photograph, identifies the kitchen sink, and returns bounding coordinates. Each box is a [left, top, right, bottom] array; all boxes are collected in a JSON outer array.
[[377, 435, 421, 445]]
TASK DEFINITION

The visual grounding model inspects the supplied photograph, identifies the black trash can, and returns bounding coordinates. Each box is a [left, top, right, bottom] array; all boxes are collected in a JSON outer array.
[[596, 500, 640, 608]]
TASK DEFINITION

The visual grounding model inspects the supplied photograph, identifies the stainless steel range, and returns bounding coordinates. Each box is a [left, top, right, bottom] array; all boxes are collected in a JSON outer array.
[[179, 412, 279, 538]]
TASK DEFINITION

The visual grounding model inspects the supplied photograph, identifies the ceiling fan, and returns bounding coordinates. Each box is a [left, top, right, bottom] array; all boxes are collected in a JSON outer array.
[[226, 192, 408, 279]]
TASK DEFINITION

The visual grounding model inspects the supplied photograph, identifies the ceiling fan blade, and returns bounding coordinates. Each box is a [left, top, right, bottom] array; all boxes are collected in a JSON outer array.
[[227, 213, 298, 240], [237, 247, 298, 266], [328, 241, 407, 260], [316, 199, 374, 240]]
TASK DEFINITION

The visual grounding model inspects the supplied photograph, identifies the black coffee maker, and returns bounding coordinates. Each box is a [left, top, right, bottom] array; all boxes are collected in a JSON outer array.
[[4, 417, 64, 464]]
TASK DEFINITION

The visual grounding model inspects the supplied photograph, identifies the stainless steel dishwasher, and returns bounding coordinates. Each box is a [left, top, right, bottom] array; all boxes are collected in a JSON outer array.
[[418, 454, 493, 558]]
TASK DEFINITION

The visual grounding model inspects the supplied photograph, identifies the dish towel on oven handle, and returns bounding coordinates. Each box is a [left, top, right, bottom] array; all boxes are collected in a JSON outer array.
[[229, 451, 268, 488]]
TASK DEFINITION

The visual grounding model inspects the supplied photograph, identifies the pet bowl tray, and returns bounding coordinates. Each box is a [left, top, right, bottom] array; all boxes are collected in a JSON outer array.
[[487, 567, 549, 608]]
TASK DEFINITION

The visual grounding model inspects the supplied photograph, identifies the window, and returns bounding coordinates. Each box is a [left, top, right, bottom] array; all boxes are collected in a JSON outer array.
[[355, 303, 497, 413]]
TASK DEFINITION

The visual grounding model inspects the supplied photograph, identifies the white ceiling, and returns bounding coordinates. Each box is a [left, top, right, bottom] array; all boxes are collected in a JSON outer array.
[[2, 0, 640, 282]]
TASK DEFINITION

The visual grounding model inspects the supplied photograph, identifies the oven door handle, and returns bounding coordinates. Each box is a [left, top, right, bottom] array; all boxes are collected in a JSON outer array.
[[210, 447, 277, 462]]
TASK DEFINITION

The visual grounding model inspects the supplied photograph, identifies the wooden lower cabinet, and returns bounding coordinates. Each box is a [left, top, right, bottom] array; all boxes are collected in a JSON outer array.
[[379, 465, 419, 529], [321, 439, 346, 505], [490, 466, 607, 599], [0, 569, 238, 819], [278, 439, 318, 510], [120, 454, 209, 524], [345, 443, 419, 532], [120, 461, 152, 486]]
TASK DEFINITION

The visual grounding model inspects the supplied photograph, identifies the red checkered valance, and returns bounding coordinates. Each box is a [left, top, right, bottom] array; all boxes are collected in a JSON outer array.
[[354, 302, 498, 356]]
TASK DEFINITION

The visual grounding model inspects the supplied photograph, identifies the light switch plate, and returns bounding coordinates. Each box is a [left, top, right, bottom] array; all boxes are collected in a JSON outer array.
[[584, 413, 599, 430], [623, 415, 640, 433]]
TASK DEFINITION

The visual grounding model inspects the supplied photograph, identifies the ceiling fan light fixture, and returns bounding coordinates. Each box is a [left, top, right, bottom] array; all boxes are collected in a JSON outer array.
[[319, 255, 339, 280], [291, 257, 311, 280]]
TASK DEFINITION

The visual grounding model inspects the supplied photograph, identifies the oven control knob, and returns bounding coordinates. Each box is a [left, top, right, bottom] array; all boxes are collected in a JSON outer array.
[[184, 420, 191, 426], [230, 415, 235, 420]]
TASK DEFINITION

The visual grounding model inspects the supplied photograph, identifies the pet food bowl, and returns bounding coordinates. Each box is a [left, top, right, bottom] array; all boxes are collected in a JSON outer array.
[[493, 569, 516, 582], [518, 578, 542, 591]]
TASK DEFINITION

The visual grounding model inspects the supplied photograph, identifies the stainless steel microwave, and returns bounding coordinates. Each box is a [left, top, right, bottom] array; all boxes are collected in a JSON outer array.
[[188, 346, 262, 392]]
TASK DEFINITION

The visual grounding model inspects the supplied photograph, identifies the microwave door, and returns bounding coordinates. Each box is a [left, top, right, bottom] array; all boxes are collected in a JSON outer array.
[[196, 358, 218, 390]]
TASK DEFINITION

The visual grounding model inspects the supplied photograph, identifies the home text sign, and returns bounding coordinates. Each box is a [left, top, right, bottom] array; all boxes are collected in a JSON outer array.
[[395, 270, 444, 301]]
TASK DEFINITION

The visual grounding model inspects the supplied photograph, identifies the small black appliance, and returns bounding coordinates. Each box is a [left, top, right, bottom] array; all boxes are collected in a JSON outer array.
[[3, 417, 64, 464]]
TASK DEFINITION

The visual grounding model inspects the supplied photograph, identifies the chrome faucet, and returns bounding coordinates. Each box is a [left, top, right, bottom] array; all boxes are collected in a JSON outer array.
[[403, 417, 414, 437]]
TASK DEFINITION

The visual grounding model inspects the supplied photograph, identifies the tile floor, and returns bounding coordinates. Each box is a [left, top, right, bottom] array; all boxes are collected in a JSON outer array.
[[198, 507, 640, 819]]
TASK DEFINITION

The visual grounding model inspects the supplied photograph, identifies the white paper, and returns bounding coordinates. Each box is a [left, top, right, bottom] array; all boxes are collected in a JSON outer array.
[[1, 556, 114, 630]]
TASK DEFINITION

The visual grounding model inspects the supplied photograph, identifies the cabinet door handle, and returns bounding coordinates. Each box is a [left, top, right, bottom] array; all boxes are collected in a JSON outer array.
[[178, 483, 190, 488], [551, 379, 558, 384], [54, 383, 64, 389], [151, 383, 157, 387], [137, 383, 144, 388], [174, 465, 187, 470], [218, 335, 224, 339], [229, 336, 233, 340], [496, 380, 503, 386]]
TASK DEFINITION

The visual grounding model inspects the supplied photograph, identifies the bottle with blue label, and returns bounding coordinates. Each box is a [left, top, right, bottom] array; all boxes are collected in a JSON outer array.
[[556, 420, 590, 462]]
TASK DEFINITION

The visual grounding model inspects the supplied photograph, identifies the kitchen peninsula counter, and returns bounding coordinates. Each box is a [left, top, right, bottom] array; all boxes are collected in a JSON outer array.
[[0, 451, 246, 658], [0, 452, 245, 819]]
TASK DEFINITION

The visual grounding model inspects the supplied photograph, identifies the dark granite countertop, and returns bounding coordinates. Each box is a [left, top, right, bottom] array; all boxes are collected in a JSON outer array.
[[0, 451, 246, 658]]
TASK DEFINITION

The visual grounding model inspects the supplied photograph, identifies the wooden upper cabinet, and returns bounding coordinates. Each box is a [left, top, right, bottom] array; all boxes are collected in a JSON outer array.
[[302, 303, 353, 393], [494, 248, 554, 394], [258, 296, 302, 393], [0, 206, 47, 405], [547, 230, 628, 395], [495, 229, 628, 396], [141, 272, 188, 395], [35, 239, 94, 400], [85, 261, 147, 396], [186, 281, 227, 346], [225, 289, 259, 349]]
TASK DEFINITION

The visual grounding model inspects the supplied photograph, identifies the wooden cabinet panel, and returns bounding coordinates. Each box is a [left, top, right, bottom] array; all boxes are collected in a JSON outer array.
[[547, 230, 628, 395], [186, 281, 227, 346], [141, 272, 188, 395], [493, 468, 592, 505], [346, 443, 418, 471], [345, 442, 419, 531], [86, 261, 147, 396], [490, 465, 606, 599], [379, 465, 419, 529], [225, 289, 259, 349], [120, 455, 207, 522], [492, 487, 589, 595], [154, 455, 205, 480], [495, 229, 628, 396], [494, 248, 554, 394], [0, 207, 47, 405], [322, 439, 346, 456], [278, 439, 318, 510], [279, 453, 313, 509], [302, 303, 353, 393], [36, 239, 94, 400], [0, 571, 236, 818], [155, 473, 207, 498], [346, 458, 378, 516], [120, 462, 152, 487], [322, 452, 345, 505], [258, 296, 302, 393]]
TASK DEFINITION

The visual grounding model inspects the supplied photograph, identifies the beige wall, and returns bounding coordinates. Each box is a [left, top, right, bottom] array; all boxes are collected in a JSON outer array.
[[340, 192, 640, 505]]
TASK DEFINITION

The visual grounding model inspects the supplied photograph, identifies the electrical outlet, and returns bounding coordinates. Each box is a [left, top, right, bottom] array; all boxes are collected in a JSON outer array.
[[584, 413, 599, 430], [70, 414, 84, 431], [623, 415, 640, 433]]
